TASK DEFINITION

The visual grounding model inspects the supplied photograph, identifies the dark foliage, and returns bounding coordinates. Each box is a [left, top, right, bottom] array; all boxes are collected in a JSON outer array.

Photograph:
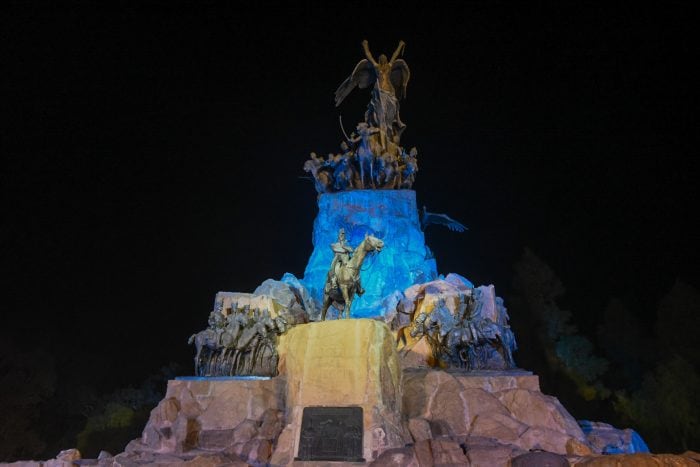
[[0, 342, 56, 462], [510, 249, 700, 452]]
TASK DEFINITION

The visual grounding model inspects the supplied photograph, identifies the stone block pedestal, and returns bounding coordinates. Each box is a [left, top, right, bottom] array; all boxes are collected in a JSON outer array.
[[274, 319, 409, 464]]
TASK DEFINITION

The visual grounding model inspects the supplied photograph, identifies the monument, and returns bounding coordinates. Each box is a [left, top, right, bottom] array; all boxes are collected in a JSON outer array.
[[104, 40, 662, 466]]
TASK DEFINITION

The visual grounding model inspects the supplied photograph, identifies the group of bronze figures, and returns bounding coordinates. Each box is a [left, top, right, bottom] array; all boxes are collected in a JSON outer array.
[[189, 227, 517, 376], [398, 290, 517, 371], [188, 304, 289, 377], [189, 40, 518, 376], [303, 141, 418, 193], [304, 40, 418, 193]]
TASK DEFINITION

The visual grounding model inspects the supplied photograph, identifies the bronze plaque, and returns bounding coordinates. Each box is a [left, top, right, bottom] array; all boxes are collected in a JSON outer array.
[[295, 406, 364, 461]]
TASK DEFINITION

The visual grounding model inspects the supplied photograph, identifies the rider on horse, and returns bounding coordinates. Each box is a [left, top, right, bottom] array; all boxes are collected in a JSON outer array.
[[329, 228, 365, 295]]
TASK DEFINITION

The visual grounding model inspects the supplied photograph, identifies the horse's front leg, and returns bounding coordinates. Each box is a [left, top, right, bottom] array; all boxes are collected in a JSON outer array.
[[341, 286, 352, 319], [321, 294, 332, 321], [194, 344, 202, 376]]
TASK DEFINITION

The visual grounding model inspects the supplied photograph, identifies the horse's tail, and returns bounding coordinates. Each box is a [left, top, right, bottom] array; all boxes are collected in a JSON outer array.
[[187, 334, 195, 345]]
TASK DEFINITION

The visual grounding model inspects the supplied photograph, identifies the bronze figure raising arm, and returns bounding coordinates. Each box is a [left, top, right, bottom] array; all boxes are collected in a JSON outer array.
[[390, 40, 406, 63]]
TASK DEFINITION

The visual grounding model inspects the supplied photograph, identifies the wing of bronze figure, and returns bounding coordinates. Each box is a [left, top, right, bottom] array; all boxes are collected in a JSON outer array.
[[334, 59, 376, 107], [390, 59, 410, 100], [421, 206, 468, 232]]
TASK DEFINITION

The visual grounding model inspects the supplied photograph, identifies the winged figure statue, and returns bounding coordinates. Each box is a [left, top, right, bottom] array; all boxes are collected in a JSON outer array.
[[334, 40, 410, 150], [421, 206, 468, 232]]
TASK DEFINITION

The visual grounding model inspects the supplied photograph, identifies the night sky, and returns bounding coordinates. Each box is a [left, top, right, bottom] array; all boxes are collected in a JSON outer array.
[[3, 3, 698, 392]]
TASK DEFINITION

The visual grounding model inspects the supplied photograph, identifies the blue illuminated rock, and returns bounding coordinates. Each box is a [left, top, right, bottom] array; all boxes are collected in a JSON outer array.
[[302, 190, 437, 318], [578, 420, 650, 454]]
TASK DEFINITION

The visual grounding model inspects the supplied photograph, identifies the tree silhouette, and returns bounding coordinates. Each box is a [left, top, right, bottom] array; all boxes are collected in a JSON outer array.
[[615, 355, 700, 452], [512, 248, 609, 402], [0, 341, 56, 462], [597, 298, 649, 390], [656, 280, 700, 365]]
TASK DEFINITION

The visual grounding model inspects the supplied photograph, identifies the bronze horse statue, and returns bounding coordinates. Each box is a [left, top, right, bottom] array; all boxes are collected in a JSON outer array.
[[321, 234, 384, 320]]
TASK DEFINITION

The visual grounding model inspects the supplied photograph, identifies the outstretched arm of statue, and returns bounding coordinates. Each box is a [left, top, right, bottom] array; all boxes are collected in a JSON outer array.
[[390, 40, 406, 63], [362, 39, 378, 66]]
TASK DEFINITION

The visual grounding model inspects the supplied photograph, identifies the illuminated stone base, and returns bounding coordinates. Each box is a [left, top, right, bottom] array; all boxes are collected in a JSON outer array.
[[273, 319, 409, 464], [117, 322, 666, 466]]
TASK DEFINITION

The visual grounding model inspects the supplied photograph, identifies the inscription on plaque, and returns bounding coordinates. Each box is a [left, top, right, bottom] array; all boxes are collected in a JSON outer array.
[[295, 406, 365, 461]]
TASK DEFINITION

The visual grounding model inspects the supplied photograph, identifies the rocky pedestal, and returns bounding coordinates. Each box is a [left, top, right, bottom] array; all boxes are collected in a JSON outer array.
[[134, 377, 285, 464], [302, 190, 437, 318], [69, 320, 700, 467], [274, 319, 409, 464]]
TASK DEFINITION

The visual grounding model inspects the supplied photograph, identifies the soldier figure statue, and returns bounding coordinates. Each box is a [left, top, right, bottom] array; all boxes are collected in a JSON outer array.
[[328, 229, 364, 295]]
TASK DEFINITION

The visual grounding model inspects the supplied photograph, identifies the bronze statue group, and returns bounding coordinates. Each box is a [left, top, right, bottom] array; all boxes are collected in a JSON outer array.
[[303, 134, 418, 193], [188, 304, 289, 377], [398, 291, 517, 371], [189, 41, 517, 376], [305, 40, 418, 194]]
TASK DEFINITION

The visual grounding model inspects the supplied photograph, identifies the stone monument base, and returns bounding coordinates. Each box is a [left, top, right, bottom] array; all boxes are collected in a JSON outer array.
[[101, 321, 698, 466]]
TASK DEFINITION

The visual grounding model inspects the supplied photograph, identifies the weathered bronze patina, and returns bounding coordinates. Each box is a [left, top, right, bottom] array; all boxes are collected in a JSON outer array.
[[321, 231, 383, 320]]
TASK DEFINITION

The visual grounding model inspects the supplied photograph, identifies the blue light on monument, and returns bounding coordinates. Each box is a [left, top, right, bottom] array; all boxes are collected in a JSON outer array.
[[302, 190, 437, 318]]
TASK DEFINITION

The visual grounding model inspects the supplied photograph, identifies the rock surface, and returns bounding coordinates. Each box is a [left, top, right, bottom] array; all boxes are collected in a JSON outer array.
[[571, 453, 700, 466], [277, 319, 409, 462], [302, 190, 437, 318], [579, 420, 650, 454], [9, 322, 691, 466], [402, 368, 589, 455], [138, 377, 284, 464]]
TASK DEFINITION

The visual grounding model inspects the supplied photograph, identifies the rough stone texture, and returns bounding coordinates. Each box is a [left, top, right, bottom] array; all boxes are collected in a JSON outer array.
[[403, 369, 510, 437], [96, 452, 112, 461], [401, 368, 594, 457], [368, 447, 419, 467], [280, 273, 319, 320], [55, 450, 80, 462], [397, 336, 435, 369], [579, 420, 650, 454], [572, 453, 700, 466], [516, 426, 579, 454], [29, 326, 676, 466], [453, 370, 540, 392], [429, 439, 469, 465], [511, 450, 570, 467], [496, 388, 588, 443], [407, 417, 432, 442], [138, 377, 284, 464], [411, 439, 433, 466], [267, 425, 295, 466], [302, 190, 437, 318], [567, 438, 595, 457], [401, 276, 473, 318], [465, 437, 525, 467], [469, 412, 529, 443], [277, 319, 408, 462]]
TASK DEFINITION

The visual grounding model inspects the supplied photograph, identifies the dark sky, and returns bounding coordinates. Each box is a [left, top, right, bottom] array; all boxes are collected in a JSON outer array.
[[3, 2, 698, 389]]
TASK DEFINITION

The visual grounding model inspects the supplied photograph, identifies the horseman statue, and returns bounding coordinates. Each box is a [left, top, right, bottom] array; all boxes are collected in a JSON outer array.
[[329, 228, 360, 293], [322, 229, 384, 320]]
